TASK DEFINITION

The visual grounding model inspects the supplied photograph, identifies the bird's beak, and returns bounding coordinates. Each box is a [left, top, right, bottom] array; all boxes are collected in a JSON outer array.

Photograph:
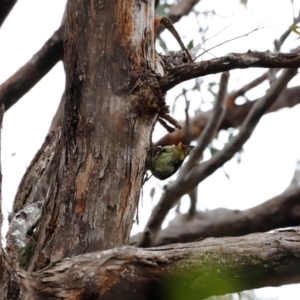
[[176, 142, 195, 160], [184, 145, 195, 156], [176, 142, 185, 160]]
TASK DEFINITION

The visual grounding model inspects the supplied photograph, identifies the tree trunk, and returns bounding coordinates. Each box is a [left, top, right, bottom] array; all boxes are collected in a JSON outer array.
[[17, 0, 163, 271]]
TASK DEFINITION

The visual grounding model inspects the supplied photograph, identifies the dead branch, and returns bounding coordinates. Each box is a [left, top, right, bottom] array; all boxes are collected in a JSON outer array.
[[131, 186, 300, 246], [0, 24, 64, 111], [159, 51, 300, 92], [14, 229, 300, 299]]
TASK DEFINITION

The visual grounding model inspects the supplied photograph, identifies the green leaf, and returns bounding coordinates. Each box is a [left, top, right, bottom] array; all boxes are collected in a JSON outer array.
[[291, 24, 300, 35], [186, 39, 194, 50]]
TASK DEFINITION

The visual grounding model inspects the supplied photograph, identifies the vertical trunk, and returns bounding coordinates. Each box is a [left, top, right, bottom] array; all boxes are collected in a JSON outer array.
[[19, 0, 164, 271]]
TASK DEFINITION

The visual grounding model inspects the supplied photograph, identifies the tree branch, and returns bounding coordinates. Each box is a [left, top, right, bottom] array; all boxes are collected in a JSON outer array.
[[159, 51, 300, 92], [156, 0, 200, 34], [0, 0, 17, 27], [139, 68, 298, 247], [0, 24, 64, 111], [155, 85, 300, 147], [168, 0, 200, 24], [11, 128, 60, 213], [274, 10, 300, 51], [16, 229, 300, 299], [182, 71, 229, 173], [140, 186, 300, 246], [190, 68, 298, 184], [6, 129, 60, 266]]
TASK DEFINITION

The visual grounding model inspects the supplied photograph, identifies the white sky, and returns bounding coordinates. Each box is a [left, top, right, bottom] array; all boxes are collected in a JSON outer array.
[[0, 0, 299, 299]]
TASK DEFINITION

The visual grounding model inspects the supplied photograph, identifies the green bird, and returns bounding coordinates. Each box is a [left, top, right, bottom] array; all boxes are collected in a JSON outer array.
[[150, 142, 194, 180]]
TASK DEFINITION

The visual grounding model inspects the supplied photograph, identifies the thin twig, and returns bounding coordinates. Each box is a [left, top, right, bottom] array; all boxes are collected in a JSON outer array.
[[194, 27, 261, 60], [189, 24, 232, 60], [274, 10, 300, 51], [182, 89, 192, 142], [269, 12, 300, 83], [229, 71, 269, 100]]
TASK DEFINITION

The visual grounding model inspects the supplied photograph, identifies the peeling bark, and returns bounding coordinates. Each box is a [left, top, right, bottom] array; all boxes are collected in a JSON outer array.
[[9, 229, 300, 300]]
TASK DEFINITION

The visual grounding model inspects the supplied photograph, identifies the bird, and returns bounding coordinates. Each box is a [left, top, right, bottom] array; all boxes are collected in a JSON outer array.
[[150, 142, 194, 180]]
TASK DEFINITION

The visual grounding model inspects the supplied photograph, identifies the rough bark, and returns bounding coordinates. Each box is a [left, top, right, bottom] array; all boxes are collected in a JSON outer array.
[[15, 0, 164, 271], [160, 51, 300, 92], [9, 229, 300, 299]]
